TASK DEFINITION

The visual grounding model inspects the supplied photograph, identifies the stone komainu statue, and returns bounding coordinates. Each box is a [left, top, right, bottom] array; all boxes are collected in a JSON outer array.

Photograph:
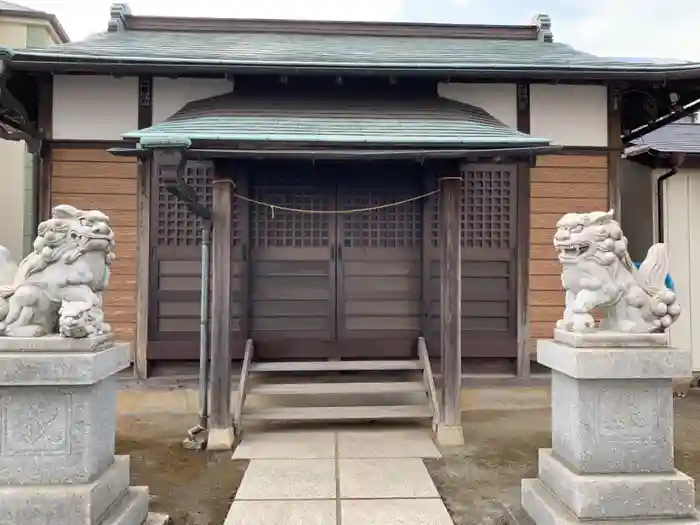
[[554, 209, 680, 334], [0, 204, 115, 338]]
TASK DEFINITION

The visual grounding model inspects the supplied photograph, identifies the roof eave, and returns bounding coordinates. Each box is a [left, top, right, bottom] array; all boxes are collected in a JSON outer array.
[[109, 144, 562, 160], [122, 133, 552, 150], [8, 55, 700, 80]]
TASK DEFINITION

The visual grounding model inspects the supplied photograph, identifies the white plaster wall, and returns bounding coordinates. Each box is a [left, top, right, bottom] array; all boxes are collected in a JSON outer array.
[[655, 168, 700, 369], [0, 20, 28, 258], [437, 83, 517, 129], [52, 75, 139, 140], [152, 78, 233, 123], [530, 84, 608, 147]]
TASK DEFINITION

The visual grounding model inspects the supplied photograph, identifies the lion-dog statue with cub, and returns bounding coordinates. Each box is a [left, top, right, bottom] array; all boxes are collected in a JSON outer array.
[[0, 204, 115, 338], [554, 209, 679, 334]]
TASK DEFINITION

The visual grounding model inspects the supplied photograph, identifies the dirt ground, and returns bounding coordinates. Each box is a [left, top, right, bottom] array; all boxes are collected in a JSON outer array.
[[116, 391, 700, 525], [424, 390, 700, 524], [116, 414, 248, 525]]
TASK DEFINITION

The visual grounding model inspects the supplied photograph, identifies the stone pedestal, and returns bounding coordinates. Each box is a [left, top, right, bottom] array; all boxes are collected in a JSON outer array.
[[522, 331, 700, 524], [0, 335, 168, 525]]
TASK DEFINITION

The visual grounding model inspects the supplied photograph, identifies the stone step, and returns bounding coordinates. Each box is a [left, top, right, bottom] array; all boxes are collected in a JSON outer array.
[[249, 360, 422, 373], [100, 487, 149, 525], [243, 404, 432, 421], [249, 381, 426, 396]]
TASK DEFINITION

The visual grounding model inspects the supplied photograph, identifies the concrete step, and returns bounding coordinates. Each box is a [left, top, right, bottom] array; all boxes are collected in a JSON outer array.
[[249, 381, 426, 396], [243, 404, 432, 421], [249, 360, 422, 373]]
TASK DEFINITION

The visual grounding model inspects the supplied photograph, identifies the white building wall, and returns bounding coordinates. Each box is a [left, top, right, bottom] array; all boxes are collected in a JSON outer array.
[[52, 76, 236, 139], [53, 76, 139, 141], [152, 78, 233, 123], [530, 84, 608, 147], [654, 168, 700, 370], [52, 77, 610, 149], [439, 82, 608, 147], [0, 20, 29, 259], [438, 82, 518, 129]]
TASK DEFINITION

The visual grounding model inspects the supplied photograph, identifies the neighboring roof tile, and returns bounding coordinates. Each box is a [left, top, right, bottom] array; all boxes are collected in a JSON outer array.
[[0, 1, 33, 11], [11, 28, 697, 73], [123, 94, 552, 148], [632, 123, 700, 154]]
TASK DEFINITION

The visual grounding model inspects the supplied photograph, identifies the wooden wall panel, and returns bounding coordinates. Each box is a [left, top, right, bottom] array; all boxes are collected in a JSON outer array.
[[50, 147, 138, 348], [528, 154, 609, 344]]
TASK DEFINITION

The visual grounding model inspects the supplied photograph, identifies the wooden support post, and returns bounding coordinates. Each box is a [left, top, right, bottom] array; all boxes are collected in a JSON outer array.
[[134, 157, 151, 379], [437, 169, 465, 446], [516, 82, 532, 378], [207, 173, 235, 450]]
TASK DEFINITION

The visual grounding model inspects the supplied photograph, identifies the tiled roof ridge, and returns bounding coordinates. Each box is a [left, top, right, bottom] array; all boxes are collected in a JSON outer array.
[[106, 2, 550, 41], [108, 2, 130, 32]]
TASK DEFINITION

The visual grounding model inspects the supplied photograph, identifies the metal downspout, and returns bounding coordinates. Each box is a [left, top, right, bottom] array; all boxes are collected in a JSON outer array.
[[199, 223, 212, 428], [656, 152, 686, 243], [657, 168, 678, 243]]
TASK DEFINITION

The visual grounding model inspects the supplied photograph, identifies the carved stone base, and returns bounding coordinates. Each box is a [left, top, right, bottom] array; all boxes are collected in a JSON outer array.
[[522, 339, 698, 524], [0, 337, 168, 525], [522, 478, 700, 525], [553, 328, 669, 348]]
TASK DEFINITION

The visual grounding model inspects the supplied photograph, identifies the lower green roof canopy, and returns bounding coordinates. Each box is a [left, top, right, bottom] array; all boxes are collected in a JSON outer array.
[[123, 93, 552, 151]]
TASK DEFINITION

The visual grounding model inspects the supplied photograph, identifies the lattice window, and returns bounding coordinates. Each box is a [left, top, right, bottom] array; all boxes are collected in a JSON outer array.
[[464, 167, 513, 249], [341, 185, 422, 248], [429, 166, 514, 249], [157, 161, 214, 246], [251, 178, 330, 248]]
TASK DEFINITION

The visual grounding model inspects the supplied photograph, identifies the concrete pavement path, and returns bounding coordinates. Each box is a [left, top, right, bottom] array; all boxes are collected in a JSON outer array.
[[225, 427, 454, 525]]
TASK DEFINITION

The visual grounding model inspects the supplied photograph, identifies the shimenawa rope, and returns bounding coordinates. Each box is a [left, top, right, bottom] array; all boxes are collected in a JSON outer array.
[[212, 178, 439, 218]]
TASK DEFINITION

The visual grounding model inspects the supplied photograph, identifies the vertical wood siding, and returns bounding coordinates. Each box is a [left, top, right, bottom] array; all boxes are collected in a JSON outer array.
[[50, 148, 138, 346], [528, 154, 609, 344]]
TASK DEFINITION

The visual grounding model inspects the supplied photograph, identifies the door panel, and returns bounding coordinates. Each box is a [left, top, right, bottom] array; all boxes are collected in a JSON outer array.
[[425, 164, 519, 358], [149, 161, 247, 359], [336, 166, 423, 357], [248, 166, 336, 358]]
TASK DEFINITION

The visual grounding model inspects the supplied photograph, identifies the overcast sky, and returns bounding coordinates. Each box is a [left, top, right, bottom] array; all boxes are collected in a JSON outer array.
[[12, 0, 700, 61]]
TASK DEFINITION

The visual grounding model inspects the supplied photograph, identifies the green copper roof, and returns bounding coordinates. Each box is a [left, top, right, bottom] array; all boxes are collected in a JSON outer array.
[[9, 28, 699, 76], [123, 94, 552, 148]]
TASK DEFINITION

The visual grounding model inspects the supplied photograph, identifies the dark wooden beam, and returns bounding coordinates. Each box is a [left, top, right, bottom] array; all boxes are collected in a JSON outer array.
[[437, 166, 464, 446], [208, 171, 235, 450], [137, 76, 153, 129], [516, 82, 531, 378], [37, 74, 53, 223]]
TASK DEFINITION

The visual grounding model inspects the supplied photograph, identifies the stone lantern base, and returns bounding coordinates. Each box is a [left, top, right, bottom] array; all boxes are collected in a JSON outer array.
[[522, 330, 700, 524]]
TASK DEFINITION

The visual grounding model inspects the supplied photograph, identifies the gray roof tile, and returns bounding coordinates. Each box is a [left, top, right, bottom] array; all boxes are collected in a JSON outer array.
[[123, 93, 552, 147], [632, 123, 700, 154], [13, 28, 697, 72]]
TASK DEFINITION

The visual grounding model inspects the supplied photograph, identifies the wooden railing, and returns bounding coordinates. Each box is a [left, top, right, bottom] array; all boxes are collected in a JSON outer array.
[[233, 338, 254, 433], [418, 337, 440, 432]]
